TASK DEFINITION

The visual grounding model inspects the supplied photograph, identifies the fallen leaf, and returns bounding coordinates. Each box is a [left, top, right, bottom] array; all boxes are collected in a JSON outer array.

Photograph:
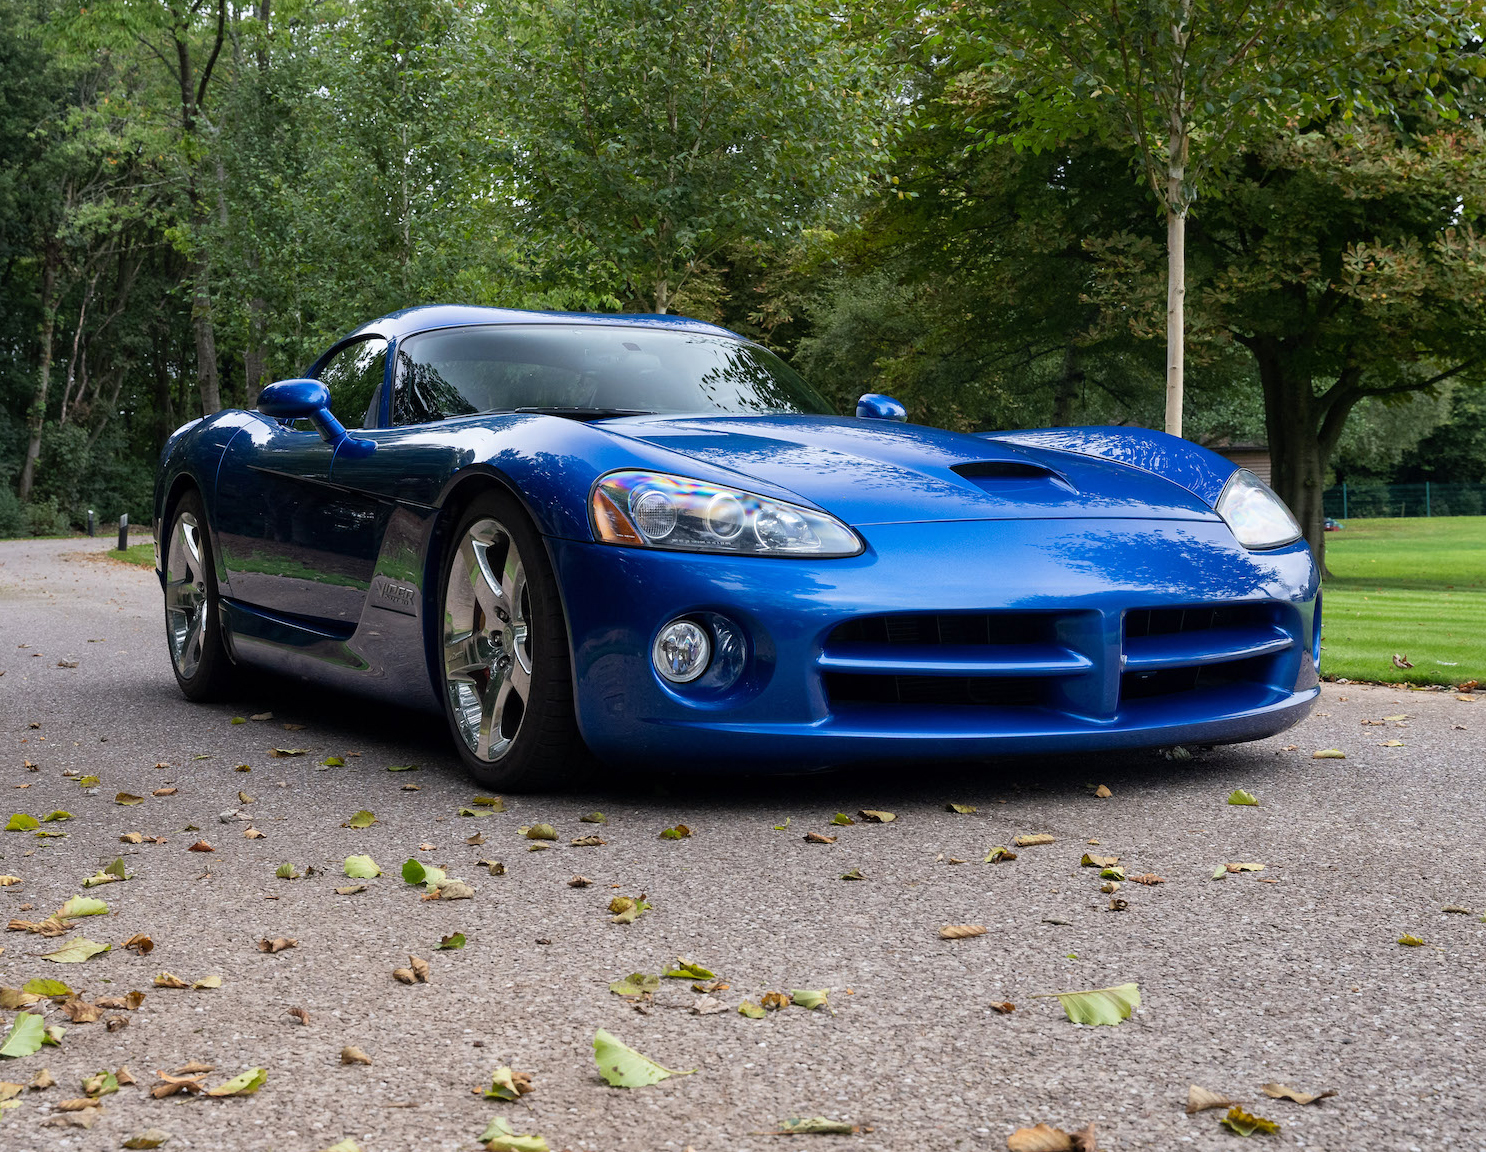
[[1442, 905, 1473, 914], [83, 1069, 119, 1097], [115, 793, 145, 806], [1227, 789, 1259, 806], [609, 973, 660, 997], [1391, 653, 1413, 669], [186, 841, 214, 853], [1080, 854, 1118, 868], [484, 861, 506, 875], [1311, 749, 1346, 760], [149, 1071, 206, 1099], [121, 1129, 171, 1149], [153, 973, 189, 989], [1093, 785, 1113, 798], [275, 863, 301, 880], [768, 1118, 857, 1135], [335, 885, 366, 896], [340, 1046, 372, 1066], [1187, 1085, 1238, 1114], [1128, 872, 1165, 885], [343, 810, 377, 829], [761, 991, 790, 1011], [1398, 935, 1425, 946], [409, 955, 430, 982], [738, 1000, 766, 1018], [243, 828, 265, 839], [857, 809, 895, 823], [692, 995, 729, 1015], [257, 937, 297, 954], [54, 895, 107, 919], [1220, 1106, 1279, 1136], [839, 868, 866, 881], [437, 932, 466, 950], [663, 959, 716, 980], [1099, 867, 1125, 881], [1033, 982, 1140, 1026], [1014, 834, 1055, 847], [386, 764, 418, 773], [658, 824, 691, 840], [521, 823, 556, 841], [567, 875, 592, 888], [592, 1029, 693, 1088], [939, 924, 987, 939], [391, 968, 415, 985], [401, 859, 445, 887], [830, 813, 854, 826], [436, 881, 475, 900], [191, 975, 221, 990], [42, 939, 110, 964], [123, 934, 153, 956], [287, 1006, 309, 1025], [343, 855, 381, 879], [946, 803, 977, 814], [1006, 1122, 1098, 1151], [570, 835, 606, 847], [0, 877, 18, 887], [205, 1067, 267, 1097], [0, 1014, 45, 1058], [483, 1065, 533, 1100], [984, 845, 1017, 863], [1260, 1083, 1336, 1106], [479, 1116, 548, 1152], [3, 815, 39, 832], [153, 787, 178, 797], [269, 748, 306, 757], [470, 795, 504, 809], [466, 833, 485, 846], [1226, 862, 1266, 873], [790, 989, 829, 1010], [990, 1001, 1014, 1013]]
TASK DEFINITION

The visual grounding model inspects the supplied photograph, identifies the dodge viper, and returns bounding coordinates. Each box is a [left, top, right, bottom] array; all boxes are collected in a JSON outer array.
[[154, 306, 1320, 788]]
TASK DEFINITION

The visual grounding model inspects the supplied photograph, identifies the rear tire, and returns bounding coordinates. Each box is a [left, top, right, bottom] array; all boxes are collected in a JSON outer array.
[[163, 489, 235, 701], [437, 490, 585, 790]]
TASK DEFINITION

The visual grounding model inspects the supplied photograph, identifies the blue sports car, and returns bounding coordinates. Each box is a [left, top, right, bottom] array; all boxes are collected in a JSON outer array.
[[154, 305, 1320, 788]]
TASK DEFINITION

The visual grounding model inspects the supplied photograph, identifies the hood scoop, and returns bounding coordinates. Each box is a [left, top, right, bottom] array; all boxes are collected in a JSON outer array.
[[952, 460, 1076, 495]]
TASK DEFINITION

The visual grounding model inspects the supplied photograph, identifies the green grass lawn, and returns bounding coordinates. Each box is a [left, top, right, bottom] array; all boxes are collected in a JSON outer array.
[[107, 542, 156, 568], [1321, 516, 1486, 686]]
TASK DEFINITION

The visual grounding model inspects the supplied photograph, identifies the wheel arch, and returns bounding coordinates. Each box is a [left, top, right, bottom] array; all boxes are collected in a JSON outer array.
[[418, 466, 581, 712]]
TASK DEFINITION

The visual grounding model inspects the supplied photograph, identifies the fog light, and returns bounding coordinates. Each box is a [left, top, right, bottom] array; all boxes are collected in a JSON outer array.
[[653, 619, 711, 683]]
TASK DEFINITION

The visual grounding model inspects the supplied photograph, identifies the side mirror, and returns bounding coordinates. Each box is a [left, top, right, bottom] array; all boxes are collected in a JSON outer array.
[[856, 393, 907, 422], [256, 379, 375, 458]]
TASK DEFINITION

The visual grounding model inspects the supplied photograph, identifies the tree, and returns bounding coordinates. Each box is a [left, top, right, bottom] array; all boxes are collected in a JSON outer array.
[[486, 0, 888, 313], [1081, 115, 1486, 568], [942, 0, 1472, 439]]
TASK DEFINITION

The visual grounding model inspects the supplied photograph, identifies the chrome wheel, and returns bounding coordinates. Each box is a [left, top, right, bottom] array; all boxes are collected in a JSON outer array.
[[443, 517, 532, 762], [165, 511, 209, 679]]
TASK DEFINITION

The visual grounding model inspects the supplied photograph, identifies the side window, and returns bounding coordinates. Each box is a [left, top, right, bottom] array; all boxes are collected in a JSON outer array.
[[317, 338, 388, 429]]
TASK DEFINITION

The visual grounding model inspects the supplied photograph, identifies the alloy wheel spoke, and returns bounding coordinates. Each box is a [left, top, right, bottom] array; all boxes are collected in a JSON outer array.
[[444, 631, 489, 679], [476, 672, 518, 759]]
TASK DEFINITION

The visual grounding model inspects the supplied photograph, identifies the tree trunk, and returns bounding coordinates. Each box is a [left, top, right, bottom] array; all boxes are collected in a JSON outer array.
[[1052, 344, 1081, 426], [17, 245, 61, 502], [244, 295, 269, 402], [1251, 338, 1329, 574], [654, 277, 669, 315], [191, 254, 223, 415], [1165, 207, 1185, 438]]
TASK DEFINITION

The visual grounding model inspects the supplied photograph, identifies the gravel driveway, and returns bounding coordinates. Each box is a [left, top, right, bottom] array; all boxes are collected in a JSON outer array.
[[0, 535, 1481, 1152]]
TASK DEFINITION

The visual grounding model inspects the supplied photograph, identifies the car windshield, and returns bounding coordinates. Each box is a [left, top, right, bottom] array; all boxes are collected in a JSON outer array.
[[391, 324, 832, 425]]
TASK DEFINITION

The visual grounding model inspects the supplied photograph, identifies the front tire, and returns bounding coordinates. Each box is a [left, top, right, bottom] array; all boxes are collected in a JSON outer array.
[[438, 490, 584, 790], [164, 489, 235, 701]]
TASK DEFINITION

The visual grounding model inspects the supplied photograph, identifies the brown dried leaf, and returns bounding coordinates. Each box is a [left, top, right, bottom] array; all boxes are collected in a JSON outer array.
[[1080, 854, 1119, 868], [256, 936, 297, 954], [466, 833, 484, 846], [55, 1097, 102, 1112], [123, 933, 153, 956], [60, 997, 101, 1023], [857, 809, 895, 823], [30, 1068, 56, 1089], [938, 924, 987, 939], [1006, 1122, 1086, 1151], [1014, 833, 1055, 847], [1128, 873, 1166, 885], [152, 788, 177, 797], [287, 1006, 310, 1026], [1093, 785, 1112, 798], [567, 875, 592, 888], [119, 833, 143, 844], [1187, 1085, 1238, 1114], [803, 832, 837, 844], [340, 1045, 372, 1066], [153, 973, 189, 989], [149, 1071, 206, 1098], [990, 1001, 1015, 1014], [187, 840, 214, 852], [409, 955, 430, 983], [105, 1015, 129, 1031], [570, 835, 606, 847], [1260, 1083, 1336, 1106], [392, 967, 415, 985]]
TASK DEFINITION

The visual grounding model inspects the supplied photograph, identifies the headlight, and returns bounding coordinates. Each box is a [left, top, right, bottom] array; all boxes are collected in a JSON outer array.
[[590, 471, 862, 557], [1216, 469, 1303, 549]]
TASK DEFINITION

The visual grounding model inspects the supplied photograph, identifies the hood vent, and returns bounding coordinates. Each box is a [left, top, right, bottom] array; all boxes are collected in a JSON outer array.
[[951, 460, 1075, 494]]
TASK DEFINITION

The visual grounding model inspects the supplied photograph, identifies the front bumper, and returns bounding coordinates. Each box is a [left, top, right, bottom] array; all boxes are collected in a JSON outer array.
[[549, 517, 1320, 767]]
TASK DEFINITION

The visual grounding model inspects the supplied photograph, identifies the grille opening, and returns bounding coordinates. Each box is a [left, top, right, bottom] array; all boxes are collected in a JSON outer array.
[[1123, 603, 1275, 639], [1120, 653, 1277, 701], [828, 613, 1057, 648], [824, 672, 1047, 708]]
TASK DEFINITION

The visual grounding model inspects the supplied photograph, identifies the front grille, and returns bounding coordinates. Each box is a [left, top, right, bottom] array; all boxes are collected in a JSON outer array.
[[819, 603, 1297, 719]]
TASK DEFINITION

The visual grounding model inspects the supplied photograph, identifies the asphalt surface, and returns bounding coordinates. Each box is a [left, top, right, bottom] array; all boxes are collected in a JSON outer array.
[[0, 535, 1482, 1152]]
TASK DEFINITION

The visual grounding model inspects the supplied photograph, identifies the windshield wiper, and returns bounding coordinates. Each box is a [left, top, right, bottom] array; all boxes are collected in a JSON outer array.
[[511, 406, 655, 420]]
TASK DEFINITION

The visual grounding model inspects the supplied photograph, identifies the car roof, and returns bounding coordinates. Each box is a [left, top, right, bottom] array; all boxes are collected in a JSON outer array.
[[340, 304, 742, 344]]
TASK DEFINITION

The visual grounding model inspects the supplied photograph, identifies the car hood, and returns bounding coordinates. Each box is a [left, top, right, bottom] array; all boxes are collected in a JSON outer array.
[[598, 415, 1222, 527]]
